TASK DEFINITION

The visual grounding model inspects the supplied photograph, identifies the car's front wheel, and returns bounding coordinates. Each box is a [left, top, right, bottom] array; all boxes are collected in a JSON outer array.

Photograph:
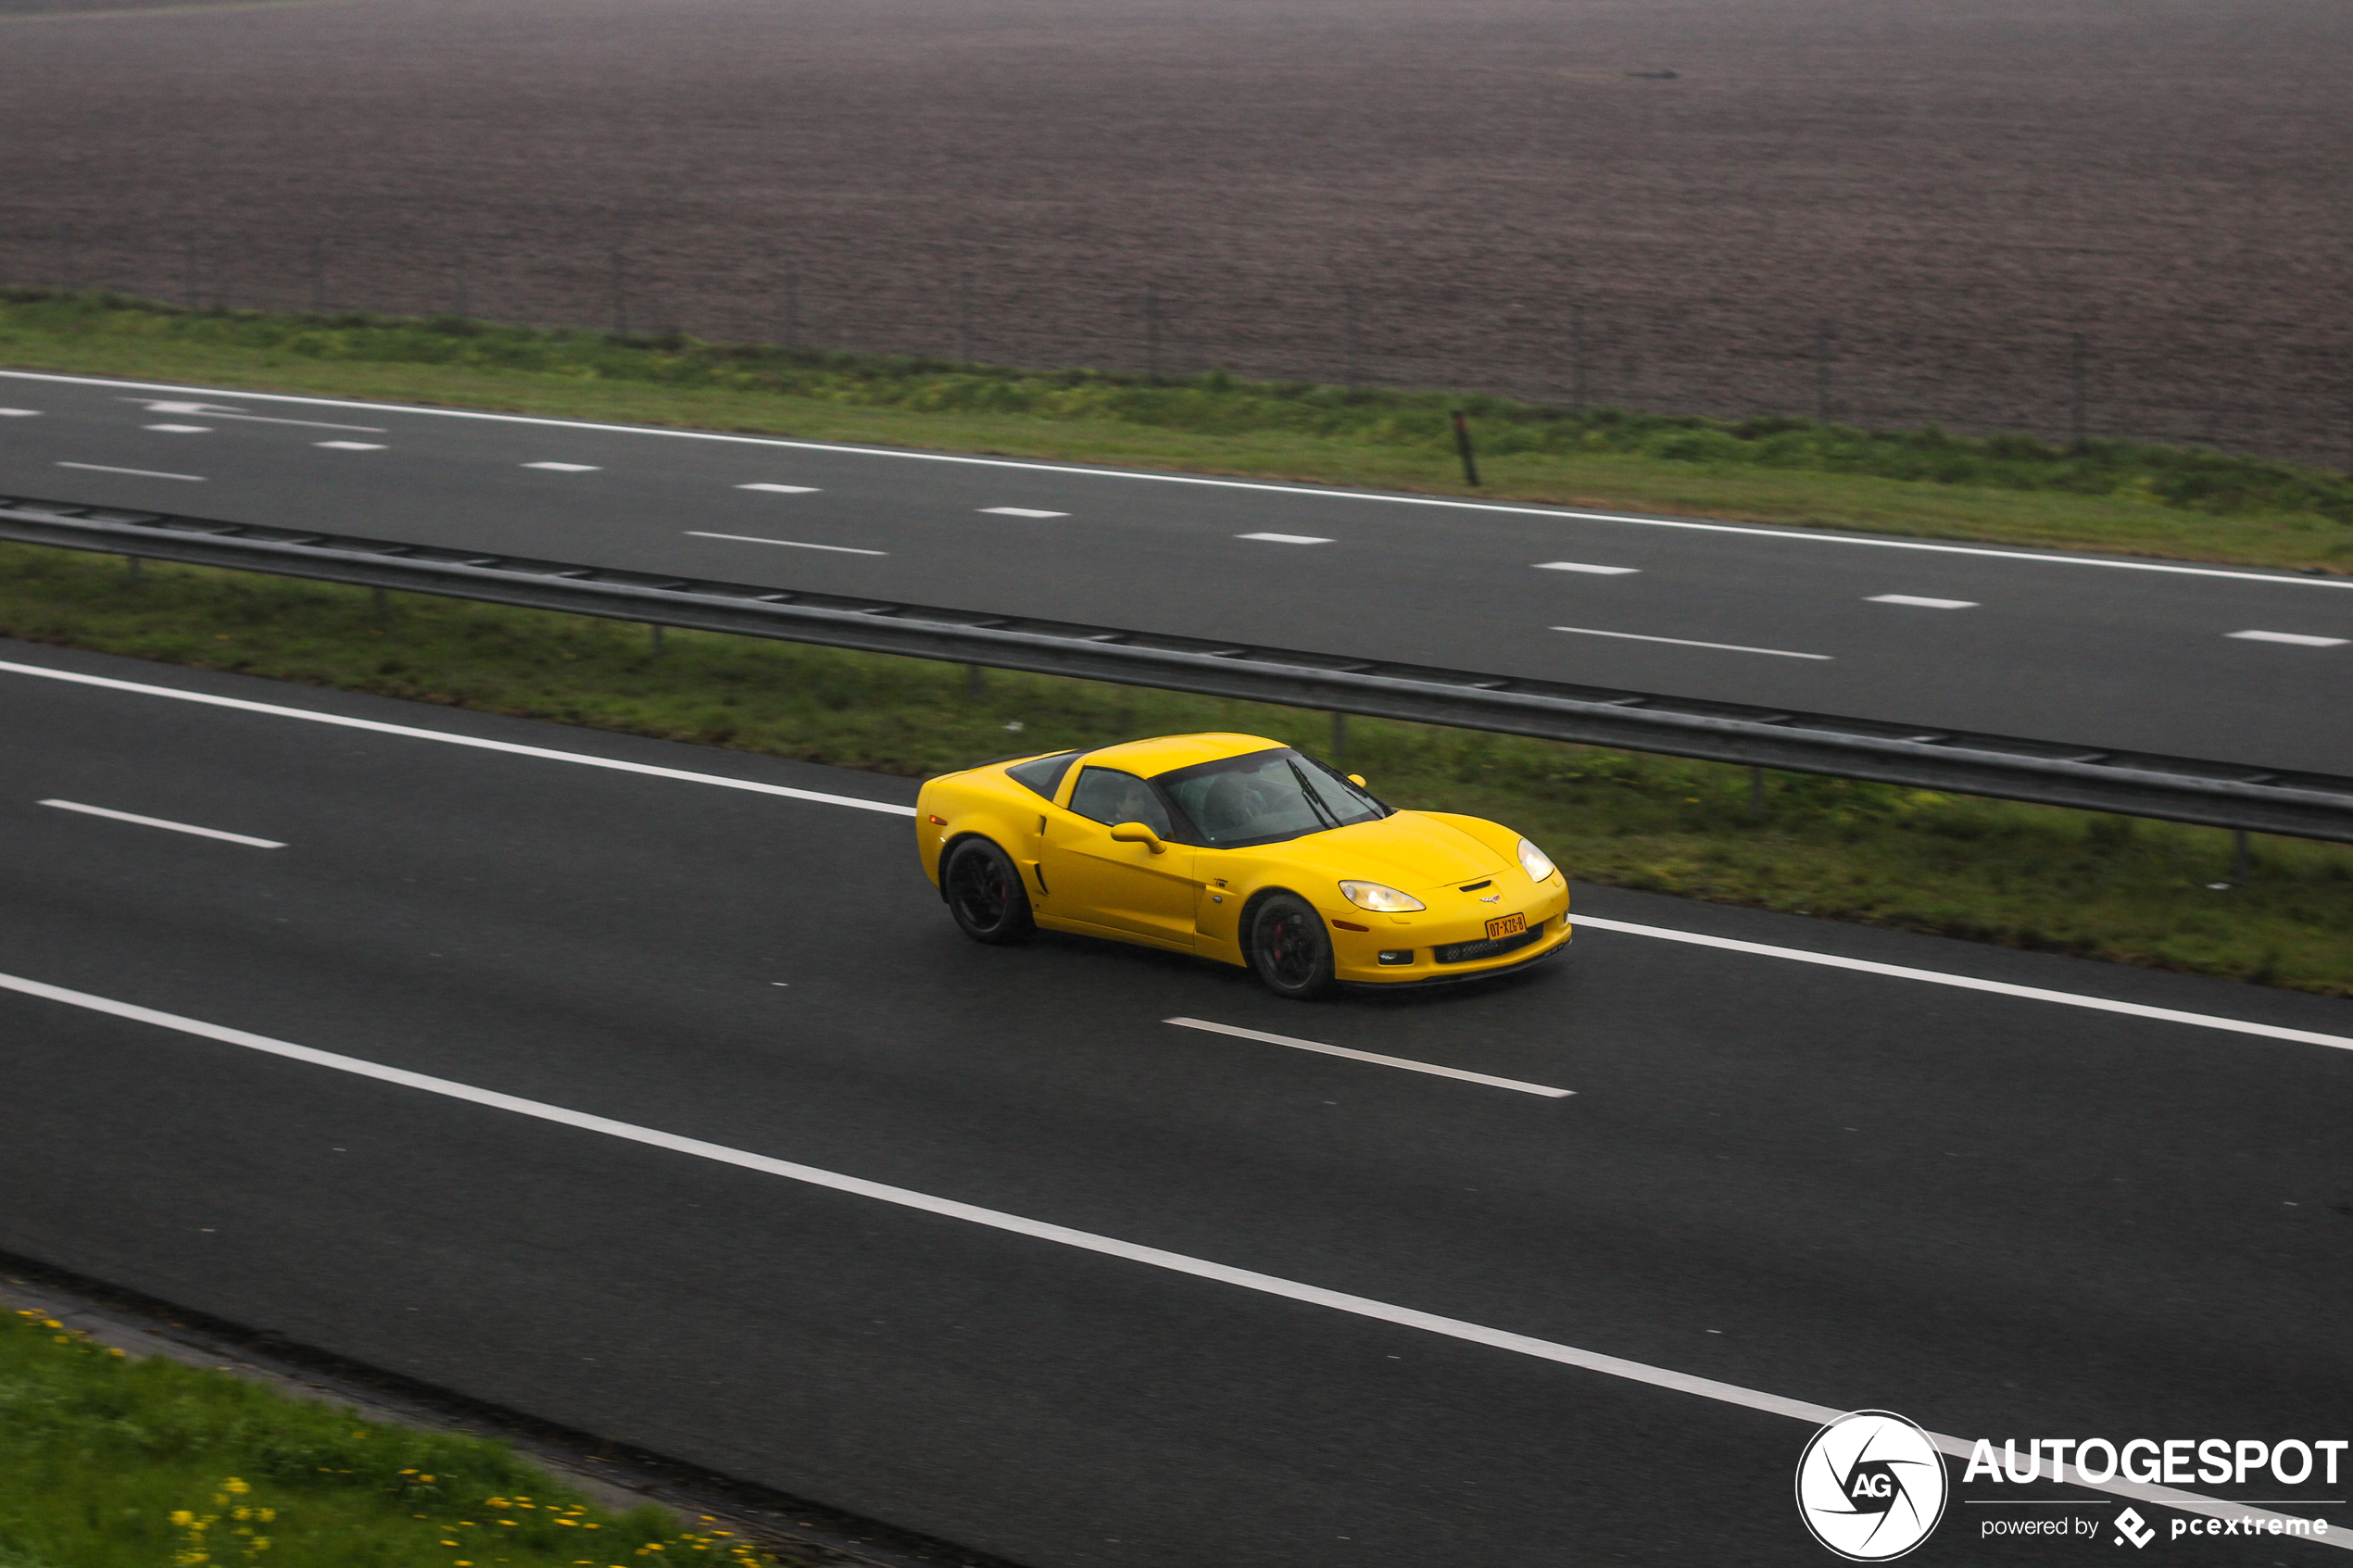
[[1247, 892, 1334, 999], [943, 838, 1036, 945]]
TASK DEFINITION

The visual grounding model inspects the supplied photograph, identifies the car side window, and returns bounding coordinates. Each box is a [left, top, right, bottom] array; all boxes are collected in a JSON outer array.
[[1067, 767, 1175, 838]]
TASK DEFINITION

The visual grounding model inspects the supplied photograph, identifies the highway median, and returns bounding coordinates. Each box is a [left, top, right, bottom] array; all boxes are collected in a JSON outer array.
[[3, 541, 2347, 997]]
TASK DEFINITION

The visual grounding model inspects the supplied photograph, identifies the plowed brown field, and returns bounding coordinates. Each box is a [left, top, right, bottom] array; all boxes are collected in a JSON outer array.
[[5, 0, 2348, 462]]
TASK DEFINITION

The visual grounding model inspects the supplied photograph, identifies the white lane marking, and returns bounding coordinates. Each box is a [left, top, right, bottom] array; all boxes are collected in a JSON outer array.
[[1164, 1017, 1572, 1097], [17, 371, 2351, 592], [685, 530, 886, 557], [0, 972, 2328, 1548], [143, 424, 210, 433], [2228, 630, 2347, 647], [1239, 532, 1332, 545], [55, 462, 203, 482], [1536, 561, 1640, 575], [0, 408, 41, 417], [0, 660, 916, 817], [314, 441, 385, 451], [37, 798, 284, 848], [981, 507, 1067, 518], [738, 483, 821, 494], [1551, 626, 1831, 659], [1868, 595, 1977, 609], [122, 399, 384, 433], [522, 461, 599, 472], [1571, 913, 2353, 1053]]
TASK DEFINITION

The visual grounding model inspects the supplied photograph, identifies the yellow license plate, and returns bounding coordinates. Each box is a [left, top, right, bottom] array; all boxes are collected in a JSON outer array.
[[1485, 912, 1528, 940]]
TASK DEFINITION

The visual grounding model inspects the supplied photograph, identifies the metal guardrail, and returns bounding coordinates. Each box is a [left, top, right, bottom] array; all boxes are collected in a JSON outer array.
[[5, 494, 2351, 844]]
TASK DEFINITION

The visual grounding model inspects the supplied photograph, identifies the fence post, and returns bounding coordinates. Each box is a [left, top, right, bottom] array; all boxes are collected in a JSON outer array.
[[1144, 282, 1160, 380], [2070, 332, 2089, 449], [1452, 410, 1481, 486], [610, 248, 628, 336], [1569, 303, 1588, 411], [1814, 323, 1833, 423]]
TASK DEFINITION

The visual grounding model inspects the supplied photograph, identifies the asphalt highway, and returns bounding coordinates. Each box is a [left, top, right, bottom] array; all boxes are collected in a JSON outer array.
[[5, 369, 2352, 774], [3, 639, 2348, 1565]]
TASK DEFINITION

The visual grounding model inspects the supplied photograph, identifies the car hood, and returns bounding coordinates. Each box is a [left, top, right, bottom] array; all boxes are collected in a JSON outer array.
[[1280, 811, 1511, 891]]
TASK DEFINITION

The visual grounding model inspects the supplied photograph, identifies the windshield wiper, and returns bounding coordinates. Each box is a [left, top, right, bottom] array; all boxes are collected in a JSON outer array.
[[1286, 759, 1342, 832]]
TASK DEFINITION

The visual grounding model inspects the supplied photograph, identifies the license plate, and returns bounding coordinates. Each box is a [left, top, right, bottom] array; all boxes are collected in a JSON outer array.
[[1485, 911, 1528, 940]]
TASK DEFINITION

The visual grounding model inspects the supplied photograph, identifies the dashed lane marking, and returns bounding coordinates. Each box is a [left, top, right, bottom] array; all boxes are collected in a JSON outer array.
[[0, 970, 2330, 1546], [738, 483, 822, 494], [1868, 595, 1977, 609], [143, 424, 209, 433], [314, 441, 385, 451], [0, 408, 41, 417], [1164, 1018, 1572, 1097], [121, 399, 384, 433], [522, 461, 599, 472], [54, 462, 203, 482], [685, 530, 886, 557], [981, 507, 1068, 518], [1239, 532, 1332, 545], [2227, 630, 2347, 647], [37, 799, 283, 849], [1535, 561, 1640, 575], [1551, 626, 1831, 659]]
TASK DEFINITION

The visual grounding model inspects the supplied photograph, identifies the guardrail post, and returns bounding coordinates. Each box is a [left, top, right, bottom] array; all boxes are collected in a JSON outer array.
[[371, 586, 387, 619], [125, 555, 141, 584], [1331, 711, 1348, 768], [966, 663, 986, 698], [1750, 765, 1765, 817], [649, 622, 664, 653]]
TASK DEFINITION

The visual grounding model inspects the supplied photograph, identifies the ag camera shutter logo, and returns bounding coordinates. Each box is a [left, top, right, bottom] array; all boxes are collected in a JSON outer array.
[[1796, 1410, 1950, 1561]]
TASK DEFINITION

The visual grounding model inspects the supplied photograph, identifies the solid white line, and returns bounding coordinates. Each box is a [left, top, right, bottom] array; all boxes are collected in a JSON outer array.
[[522, 461, 599, 472], [1164, 1017, 1572, 1098], [315, 441, 384, 451], [685, 531, 886, 557], [55, 462, 204, 482], [1551, 626, 1831, 659], [1570, 914, 2353, 1052], [738, 483, 821, 494], [0, 660, 916, 817], [1536, 561, 1640, 575], [143, 424, 209, 433], [37, 798, 283, 848], [122, 399, 385, 433], [2229, 630, 2347, 647], [1239, 532, 1332, 545], [981, 507, 1067, 518], [12, 370, 2351, 592], [0, 970, 2328, 1545], [1868, 595, 1976, 609]]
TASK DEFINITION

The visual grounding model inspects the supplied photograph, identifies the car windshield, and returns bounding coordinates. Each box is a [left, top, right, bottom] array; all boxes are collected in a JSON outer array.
[[1153, 748, 1387, 847]]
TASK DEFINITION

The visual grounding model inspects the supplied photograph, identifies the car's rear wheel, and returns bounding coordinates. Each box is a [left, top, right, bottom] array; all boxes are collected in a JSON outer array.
[[943, 838, 1035, 945], [1248, 892, 1334, 999]]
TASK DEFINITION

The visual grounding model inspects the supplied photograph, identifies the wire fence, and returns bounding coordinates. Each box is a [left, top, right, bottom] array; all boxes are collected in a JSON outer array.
[[15, 223, 2353, 472]]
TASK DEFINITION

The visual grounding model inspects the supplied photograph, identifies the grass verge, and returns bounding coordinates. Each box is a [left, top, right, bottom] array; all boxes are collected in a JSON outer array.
[[4, 290, 2352, 570], [0, 1306, 775, 1568], [5, 542, 2347, 997]]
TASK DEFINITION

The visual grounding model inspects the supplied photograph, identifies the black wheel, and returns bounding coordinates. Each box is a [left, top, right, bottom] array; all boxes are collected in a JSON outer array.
[[943, 838, 1036, 945], [1247, 892, 1335, 999]]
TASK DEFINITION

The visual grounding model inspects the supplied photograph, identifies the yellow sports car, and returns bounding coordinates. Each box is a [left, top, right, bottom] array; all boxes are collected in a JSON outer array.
[[916, 733, 1571, 997]]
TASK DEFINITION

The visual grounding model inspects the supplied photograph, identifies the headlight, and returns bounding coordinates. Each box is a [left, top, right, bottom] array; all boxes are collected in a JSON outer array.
[[1516, 837, 1557, 882], [1339, 880, 1426, 912]]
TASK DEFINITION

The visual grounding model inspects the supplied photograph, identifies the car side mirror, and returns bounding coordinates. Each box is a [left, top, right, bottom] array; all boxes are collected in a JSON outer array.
[[1347, 774, 1367, 788], [1109, 822, 1167, 854]]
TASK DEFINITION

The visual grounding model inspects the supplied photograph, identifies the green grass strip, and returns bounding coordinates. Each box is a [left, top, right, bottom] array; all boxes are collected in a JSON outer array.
[[5, 543, 2347, 997], [4, 289, 2351, 570], [0, 1306, 778, 1568]]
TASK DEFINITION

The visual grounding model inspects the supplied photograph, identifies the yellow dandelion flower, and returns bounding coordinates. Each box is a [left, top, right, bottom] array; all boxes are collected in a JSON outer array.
[[223, 1479, 251, 1495], [420, 1474, 436, 1483], [170, 1512, 195, 1526]]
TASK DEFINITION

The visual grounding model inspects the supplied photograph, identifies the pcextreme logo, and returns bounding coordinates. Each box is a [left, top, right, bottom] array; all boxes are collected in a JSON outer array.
[[1796, 1411, 1951, 1561]]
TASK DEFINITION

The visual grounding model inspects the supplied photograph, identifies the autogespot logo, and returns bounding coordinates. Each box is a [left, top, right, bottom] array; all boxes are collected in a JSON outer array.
[[1796, 1411, 1951, 1561]]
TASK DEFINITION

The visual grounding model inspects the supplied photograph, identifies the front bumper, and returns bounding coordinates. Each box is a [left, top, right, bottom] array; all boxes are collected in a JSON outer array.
[[1328, 890, 1575, 985]]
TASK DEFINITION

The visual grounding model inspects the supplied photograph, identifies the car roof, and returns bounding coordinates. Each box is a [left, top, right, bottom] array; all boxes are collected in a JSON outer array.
[[1079, 733, 1285, 778]]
